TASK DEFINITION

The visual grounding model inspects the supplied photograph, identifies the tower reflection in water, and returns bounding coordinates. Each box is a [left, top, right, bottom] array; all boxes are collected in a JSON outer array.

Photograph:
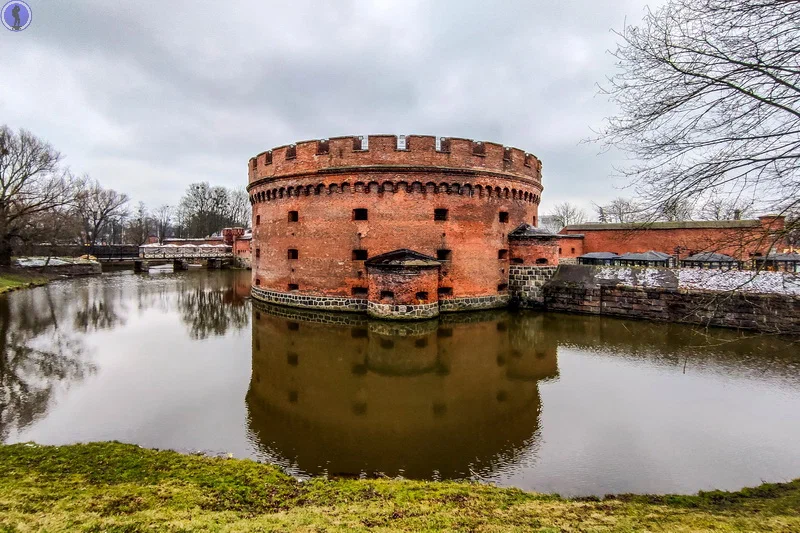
[[246, 303, 559, 480]]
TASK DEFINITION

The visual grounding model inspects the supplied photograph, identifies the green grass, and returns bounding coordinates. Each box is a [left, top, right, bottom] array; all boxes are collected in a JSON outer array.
[[0, 271, 49, 294], [1, 443, 798, 531]]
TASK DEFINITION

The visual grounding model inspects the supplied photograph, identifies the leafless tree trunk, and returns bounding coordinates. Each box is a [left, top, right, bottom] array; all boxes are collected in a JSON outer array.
[[153, 205, 173, 243], [543, 202, 587, 232], [73, 177, 129, 252], [0, 125, 76, 266]]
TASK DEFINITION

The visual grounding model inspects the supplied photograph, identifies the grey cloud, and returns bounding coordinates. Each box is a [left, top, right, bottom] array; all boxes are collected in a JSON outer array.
[[0, 0, 658, 212]]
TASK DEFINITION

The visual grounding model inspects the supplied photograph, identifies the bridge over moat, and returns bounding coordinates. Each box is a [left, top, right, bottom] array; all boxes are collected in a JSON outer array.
[[136, 243, 234, 271]]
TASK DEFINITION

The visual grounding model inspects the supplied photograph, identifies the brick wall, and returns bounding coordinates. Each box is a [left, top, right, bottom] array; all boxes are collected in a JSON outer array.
[[560, 216, 785, 260]]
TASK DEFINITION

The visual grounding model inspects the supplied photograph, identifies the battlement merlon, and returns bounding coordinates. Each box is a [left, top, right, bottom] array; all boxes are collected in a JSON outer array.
[[247, 135, 542, 185]]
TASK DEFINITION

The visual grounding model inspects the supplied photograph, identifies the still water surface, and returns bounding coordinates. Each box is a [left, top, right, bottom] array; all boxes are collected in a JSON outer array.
[[2, 270, 799, 496]]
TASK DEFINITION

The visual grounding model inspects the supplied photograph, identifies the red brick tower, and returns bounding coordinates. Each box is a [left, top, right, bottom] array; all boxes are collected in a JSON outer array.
[[247, 135, 543, 317]]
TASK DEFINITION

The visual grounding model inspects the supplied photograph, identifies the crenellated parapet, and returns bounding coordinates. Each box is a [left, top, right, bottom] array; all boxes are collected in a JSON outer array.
[[247, 135, 542, 187]]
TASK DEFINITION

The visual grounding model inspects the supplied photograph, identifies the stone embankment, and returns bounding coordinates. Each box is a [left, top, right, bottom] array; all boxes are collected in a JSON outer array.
[[529, 265, 800, 334]]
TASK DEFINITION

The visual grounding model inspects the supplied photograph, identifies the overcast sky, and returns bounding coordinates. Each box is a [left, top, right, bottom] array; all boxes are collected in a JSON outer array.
[[1, 0, 660, 217]]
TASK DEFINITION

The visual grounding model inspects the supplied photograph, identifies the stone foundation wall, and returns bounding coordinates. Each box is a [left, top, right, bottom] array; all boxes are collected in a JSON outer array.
[[253, 287, 508, 315], [367, 300, 440, 320], [543, 268, 800, 334], [508, 265, 558, 307], [251, 286, 367, 312]]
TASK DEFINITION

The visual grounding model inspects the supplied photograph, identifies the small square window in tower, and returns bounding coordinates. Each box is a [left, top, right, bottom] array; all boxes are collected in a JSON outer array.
[[352, 249, 368, 261], [498, 249, 509, 260], [288, 249, 298, 260], [288, 211, 299, 222], [434, 208, 448, 221], [256, 214, 261, 226], [499, 211, 509, 223], [380, 290, 395, 301], [353, 208, 368, 221], [288, 283, 299, 291], [436, 249, 452, 261]]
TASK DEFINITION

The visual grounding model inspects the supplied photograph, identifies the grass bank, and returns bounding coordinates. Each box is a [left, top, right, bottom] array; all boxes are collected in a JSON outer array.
[[1, 443, 798, 532], [0, 271, 49, 294]]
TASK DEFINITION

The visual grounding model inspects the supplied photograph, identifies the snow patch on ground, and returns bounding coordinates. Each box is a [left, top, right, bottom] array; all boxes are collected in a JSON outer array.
[[593, 265, 799, 295], [595, 266, 670, 287], [14, 257, 99, 268], [678, 269, 800, 295]]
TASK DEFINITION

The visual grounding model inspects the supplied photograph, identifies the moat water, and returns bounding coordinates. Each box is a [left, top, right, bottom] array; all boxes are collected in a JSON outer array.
[[2, 269, 799, 496]]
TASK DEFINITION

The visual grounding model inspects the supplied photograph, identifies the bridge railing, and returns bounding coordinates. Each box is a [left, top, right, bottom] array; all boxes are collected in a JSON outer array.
[[139, 244, 233, 259]]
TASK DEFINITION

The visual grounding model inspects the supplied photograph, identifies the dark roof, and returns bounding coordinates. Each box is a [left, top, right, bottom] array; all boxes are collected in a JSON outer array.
[[683, 252, 738, 262], [508, 223, 559, 240], [563, 220, 761, 231], [763, 252, 800, 261], [579, 252, 619, 259], [618, 251, 672, 261], [364, 249, 440, 268]]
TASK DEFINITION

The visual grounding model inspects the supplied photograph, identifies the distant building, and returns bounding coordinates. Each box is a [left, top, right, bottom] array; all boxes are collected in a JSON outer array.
[[560, 216, 786, 261]]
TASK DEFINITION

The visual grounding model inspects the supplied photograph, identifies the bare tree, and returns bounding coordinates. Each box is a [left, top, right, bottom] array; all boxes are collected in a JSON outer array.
[[593, 197, 644, 223], [599, 0, 799, 245], [658, 197, 694, 222], [126, 202, 153, 246], [153, 204, 173, 243], [0, 126, 76, 266], [543, 202, 587, 232], [73, 177, 129, 250], [228, 189, 252, 228], [699, 196, 755, 221], [177, 182, 250, 237]]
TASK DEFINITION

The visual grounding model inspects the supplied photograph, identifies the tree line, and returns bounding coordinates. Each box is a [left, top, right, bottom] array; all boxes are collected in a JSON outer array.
[[542, 196, 759, 233], [0, 125, 250, 266]]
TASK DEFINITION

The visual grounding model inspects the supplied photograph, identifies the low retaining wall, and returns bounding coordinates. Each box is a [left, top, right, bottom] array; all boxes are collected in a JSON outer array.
[[251, 287, 508, 317], [543, 265, 800, 334], [251, 287, 368, 312], [367, 300, 440, 320]]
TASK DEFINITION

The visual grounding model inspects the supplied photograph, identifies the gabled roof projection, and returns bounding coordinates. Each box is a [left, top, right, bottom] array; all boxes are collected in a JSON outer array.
[[508, 223, 559, 240], [618, 251, 671, 261]]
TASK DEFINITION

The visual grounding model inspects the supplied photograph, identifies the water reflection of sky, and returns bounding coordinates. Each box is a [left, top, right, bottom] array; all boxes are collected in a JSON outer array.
[[1, 270, 799, 496]]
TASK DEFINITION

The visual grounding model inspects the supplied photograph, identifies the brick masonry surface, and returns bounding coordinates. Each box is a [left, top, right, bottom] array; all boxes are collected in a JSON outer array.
[[247, 134, 542, 304]]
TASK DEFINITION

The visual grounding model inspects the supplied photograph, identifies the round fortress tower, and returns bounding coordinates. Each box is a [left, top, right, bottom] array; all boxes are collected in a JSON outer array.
[[247, 135, 545, 317]]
